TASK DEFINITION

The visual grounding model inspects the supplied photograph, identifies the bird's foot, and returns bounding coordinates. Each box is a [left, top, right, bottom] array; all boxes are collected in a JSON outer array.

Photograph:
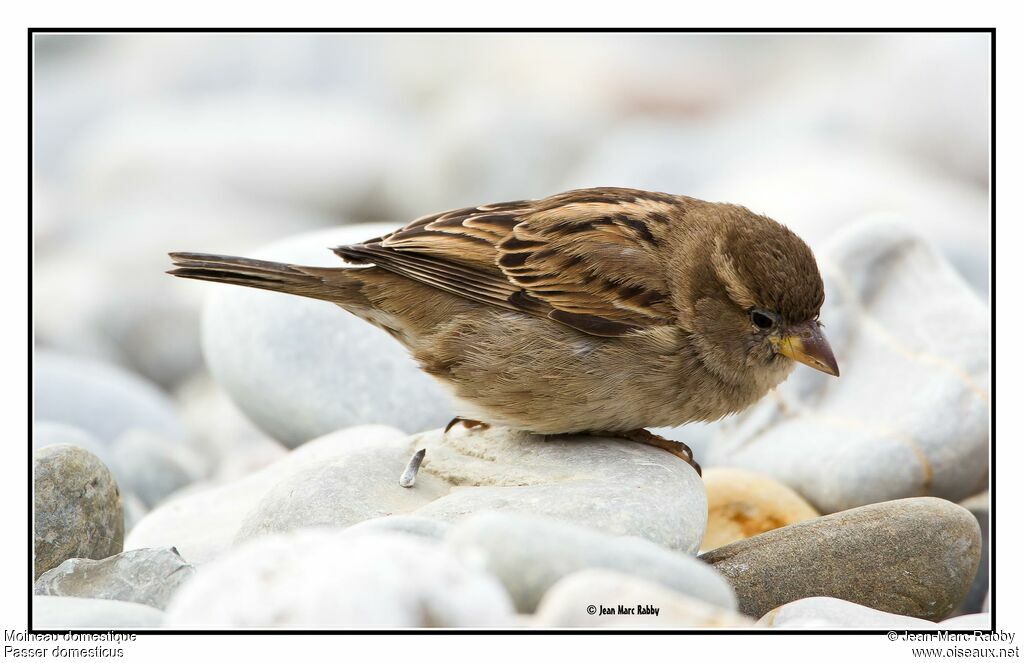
[[588, 428, 701, 476], [444, 417, 491, 434]]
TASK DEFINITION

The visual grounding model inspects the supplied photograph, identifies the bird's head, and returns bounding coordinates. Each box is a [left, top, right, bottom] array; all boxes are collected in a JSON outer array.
[[674, 204, 839, 386]]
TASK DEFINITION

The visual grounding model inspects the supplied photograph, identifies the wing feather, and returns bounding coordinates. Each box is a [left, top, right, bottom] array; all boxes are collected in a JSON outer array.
[[334, 188, 686, 337]]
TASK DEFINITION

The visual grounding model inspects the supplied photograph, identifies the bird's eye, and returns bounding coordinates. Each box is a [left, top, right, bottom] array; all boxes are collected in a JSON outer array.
[[750, 309, 775, 330]]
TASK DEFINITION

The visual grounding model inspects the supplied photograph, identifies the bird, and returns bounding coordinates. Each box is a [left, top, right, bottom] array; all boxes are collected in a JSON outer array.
[[169, 187, 839, 476]]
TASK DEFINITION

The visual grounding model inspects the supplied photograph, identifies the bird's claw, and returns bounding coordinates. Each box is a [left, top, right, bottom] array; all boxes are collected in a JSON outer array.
[[586, 428, 702, 476], [444, 417, 491, 434]]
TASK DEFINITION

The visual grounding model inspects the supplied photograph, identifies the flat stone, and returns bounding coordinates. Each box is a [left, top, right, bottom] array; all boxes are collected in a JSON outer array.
[[412, 426, 707, 554], [700, 497, 981, 620], [33, 596, 163, 629], [164, 530, 514, 628], [700, 467, 819, 551], [535, 569, 754, 628], [126, 425, 406, 562], [445, 512, 733, 614], [758, 597, 937, 629], [34, 445, 124, 579], [35, 547, 195, 610], [201, 224, 456, 447], [705, 220, 989, 513]]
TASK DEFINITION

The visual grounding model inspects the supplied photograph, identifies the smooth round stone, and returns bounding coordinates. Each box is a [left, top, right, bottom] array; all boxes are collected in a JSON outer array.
[[445, 512, 733, 614], [35, 351, 187, 444], [699, 497, 981, 621], [758, 597, 938, 629], [33, 596, 163, 629], [701, 467, 819, 551], [35, 422, 150, 534], [201, 224, 455, 447], [706, 220, 990, 513], [164, 530, 514, 628], [35, 547, 194, 611], [34, 445, 124, 579], [412, 426, 707, 554], [534, 569, 754, 628], [127, 425, 406, 563]]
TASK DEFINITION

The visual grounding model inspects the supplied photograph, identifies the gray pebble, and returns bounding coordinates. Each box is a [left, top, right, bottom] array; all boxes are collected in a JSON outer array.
[[700, 497, 981, 621], [34, 445, 124, 579]]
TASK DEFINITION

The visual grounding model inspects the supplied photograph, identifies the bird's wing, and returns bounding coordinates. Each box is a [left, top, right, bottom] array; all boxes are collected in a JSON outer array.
[[334, 187, 682, 337]]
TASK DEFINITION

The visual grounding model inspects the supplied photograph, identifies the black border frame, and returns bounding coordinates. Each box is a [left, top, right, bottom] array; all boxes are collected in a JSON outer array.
[[28, 27, 995, 639]]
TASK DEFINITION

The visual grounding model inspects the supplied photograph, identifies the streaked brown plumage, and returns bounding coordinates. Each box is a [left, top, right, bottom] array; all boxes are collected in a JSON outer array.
[[170, 187, 839, 475]]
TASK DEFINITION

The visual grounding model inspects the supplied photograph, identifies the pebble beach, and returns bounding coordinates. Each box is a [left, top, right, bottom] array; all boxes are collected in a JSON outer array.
[[32, 32, 990, 630]]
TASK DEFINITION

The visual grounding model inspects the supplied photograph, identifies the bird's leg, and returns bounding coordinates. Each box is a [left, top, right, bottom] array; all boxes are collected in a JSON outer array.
[[587, 428, 701, 476], [444, 416, 491, 434]]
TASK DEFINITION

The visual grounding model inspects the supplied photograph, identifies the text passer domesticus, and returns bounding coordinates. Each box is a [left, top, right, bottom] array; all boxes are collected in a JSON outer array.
[[170, 187, 839, 476]]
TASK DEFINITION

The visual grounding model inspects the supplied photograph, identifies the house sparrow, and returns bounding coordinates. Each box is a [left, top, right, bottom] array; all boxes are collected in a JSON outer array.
[[170, 187, 839, 476]]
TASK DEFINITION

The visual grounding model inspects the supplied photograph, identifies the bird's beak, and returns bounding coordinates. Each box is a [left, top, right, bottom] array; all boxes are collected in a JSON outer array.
[[774, 322, 840, 377]]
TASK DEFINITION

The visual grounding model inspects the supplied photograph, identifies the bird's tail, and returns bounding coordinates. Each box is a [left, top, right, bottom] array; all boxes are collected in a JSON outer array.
[[167, 252, 366, 305]]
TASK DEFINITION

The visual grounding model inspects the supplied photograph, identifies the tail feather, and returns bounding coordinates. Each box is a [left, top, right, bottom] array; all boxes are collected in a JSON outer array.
[[168, 252, 365, 304]]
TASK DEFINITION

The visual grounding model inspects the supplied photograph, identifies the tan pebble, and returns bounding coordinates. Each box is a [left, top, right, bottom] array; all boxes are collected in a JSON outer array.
[[701, 467, 819, 551]]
